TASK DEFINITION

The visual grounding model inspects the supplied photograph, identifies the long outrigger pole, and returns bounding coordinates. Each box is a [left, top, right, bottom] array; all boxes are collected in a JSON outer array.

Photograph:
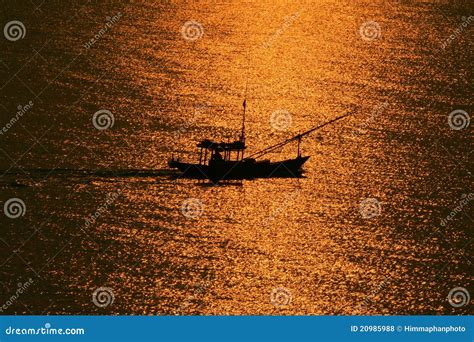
[[247, 109, 356, 160]]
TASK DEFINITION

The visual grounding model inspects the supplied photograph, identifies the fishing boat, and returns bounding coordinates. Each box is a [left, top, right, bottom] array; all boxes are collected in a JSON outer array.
[[168, 99, 353, 182]]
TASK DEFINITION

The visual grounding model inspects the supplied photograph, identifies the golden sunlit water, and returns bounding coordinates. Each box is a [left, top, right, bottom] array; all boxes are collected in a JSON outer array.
[[0, 1, 472, 315]]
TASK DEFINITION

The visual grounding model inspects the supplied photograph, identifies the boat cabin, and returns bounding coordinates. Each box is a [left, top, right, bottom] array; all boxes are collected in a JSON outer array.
[[197, 139, 246, 165]]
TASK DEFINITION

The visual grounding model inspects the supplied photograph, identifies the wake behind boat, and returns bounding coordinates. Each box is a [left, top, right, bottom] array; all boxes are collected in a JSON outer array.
[[168, 100, 353, 182]]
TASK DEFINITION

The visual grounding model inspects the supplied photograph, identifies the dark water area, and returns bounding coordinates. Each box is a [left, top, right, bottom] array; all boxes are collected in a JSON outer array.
[[0, 1, 472, 315]]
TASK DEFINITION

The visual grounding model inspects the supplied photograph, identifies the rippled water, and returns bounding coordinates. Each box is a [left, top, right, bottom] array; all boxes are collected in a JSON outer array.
[[0, 1, 472, 315]]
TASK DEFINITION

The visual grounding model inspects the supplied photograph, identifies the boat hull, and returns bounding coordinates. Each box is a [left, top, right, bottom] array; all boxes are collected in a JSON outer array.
[[168, 156, 309, 181]]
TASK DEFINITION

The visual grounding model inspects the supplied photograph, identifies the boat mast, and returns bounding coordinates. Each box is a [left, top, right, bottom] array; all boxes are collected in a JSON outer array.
[[241, 98, 246, 144], [241, 70, 249, 144], [238, 98, 246, 161], [239, 69, 249, 160]]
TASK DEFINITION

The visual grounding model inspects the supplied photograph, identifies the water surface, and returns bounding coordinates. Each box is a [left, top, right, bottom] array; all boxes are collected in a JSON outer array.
[[0, 0, 472, 315]]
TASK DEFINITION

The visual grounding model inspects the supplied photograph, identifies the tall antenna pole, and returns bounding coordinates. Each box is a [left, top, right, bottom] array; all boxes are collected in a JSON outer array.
[[241, 90, 247, 143], [241, 54, 249, 144]]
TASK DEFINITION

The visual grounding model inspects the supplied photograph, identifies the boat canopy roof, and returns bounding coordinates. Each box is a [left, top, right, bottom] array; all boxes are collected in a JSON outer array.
[[197, 139, 246, 151]]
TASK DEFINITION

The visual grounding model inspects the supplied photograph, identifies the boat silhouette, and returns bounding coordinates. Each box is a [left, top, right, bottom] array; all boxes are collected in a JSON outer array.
[[169, 100, 353, 182]]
